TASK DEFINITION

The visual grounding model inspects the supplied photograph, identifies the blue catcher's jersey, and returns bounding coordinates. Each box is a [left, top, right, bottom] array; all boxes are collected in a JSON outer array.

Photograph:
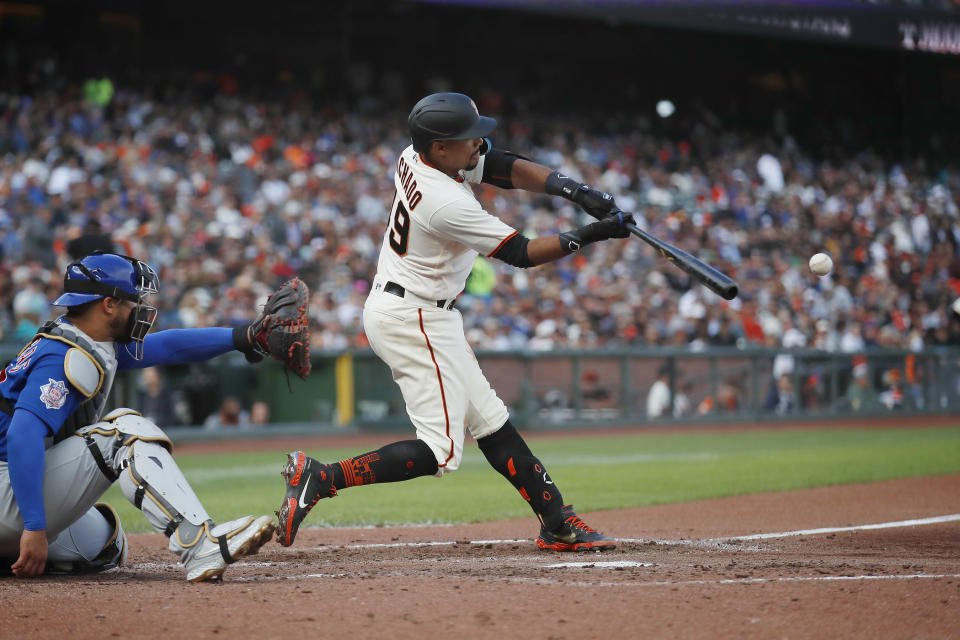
[[0, 320, 237, 533], [0, 323, 237, 461], [0, 338, 83, 461]]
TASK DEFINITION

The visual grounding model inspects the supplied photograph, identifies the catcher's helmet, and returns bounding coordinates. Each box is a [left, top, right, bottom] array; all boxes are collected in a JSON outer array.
[[52, 252, 160, 359], [408, 92, 497, 153]]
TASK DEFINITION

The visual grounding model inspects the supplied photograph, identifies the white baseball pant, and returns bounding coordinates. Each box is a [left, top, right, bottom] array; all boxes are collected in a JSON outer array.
[[0, 434, 118, 566], [363, 279, 509, 473]]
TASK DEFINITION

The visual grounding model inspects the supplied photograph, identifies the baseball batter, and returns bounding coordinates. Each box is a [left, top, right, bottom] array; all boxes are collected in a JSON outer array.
[[0, 252, 285, 581], [277, 92, 631, 551]]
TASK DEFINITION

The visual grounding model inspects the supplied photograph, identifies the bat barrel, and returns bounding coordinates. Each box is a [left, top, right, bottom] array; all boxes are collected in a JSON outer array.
[[623, 221, 739, 300]]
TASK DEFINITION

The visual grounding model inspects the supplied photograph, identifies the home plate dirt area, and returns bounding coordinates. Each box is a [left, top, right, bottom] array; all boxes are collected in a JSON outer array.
[[2, 474, 958, 640]]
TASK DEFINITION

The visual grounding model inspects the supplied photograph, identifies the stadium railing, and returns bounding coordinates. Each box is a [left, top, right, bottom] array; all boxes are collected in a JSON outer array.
[[26, 345, 949, 433]]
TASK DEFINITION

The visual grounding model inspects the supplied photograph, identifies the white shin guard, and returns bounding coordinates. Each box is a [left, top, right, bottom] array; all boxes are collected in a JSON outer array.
[[80, 411, 275, 581], [116, 439, 212, 536], [81, 411, 213, 546]]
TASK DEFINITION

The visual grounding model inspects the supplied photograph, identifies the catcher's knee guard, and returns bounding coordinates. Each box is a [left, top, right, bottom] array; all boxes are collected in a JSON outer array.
[[79, 409, 212, 535], [46, 503, 128, 574]]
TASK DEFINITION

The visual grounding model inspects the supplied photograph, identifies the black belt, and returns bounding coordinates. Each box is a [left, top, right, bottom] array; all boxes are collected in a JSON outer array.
[[384, 281, 454, 309]]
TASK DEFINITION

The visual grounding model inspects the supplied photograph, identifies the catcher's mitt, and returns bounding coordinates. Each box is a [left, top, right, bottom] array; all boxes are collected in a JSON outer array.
[[244, 277, 311, 379]]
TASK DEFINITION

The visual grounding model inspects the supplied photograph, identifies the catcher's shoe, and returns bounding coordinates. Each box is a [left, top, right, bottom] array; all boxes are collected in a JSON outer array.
[[172, 515, 276, 582], [276, 451, 338, 546], [536, 504, 617, 552]]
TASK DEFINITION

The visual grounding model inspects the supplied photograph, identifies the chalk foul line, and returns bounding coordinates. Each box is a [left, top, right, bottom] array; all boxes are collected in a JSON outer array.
[[117, 513, 959, 584], [614, 513, 960, 545], [226, 572, 960, 586], [501, 573, 960, 588], [278, 513, 960, 552]]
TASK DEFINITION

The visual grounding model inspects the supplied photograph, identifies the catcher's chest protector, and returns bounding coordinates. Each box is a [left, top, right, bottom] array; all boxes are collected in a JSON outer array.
[[30, 323, 117, 443]]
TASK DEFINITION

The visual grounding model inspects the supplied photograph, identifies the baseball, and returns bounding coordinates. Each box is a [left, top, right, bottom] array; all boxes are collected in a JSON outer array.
[[656, 99, 675, 118], [809, 252, 833, 276]]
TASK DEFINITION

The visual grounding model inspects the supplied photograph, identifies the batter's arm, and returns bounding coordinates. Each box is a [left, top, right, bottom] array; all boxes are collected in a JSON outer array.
[[492, 213, 635, 268], [481, 151, 553, 193], [525, 235, 567, 265], [484, 150, 618, 220], [509, 158, 553, 193]]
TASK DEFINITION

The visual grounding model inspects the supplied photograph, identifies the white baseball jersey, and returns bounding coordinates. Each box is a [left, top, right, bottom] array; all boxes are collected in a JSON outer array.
[[364, 145, 514, 473], [375, 144, 518, 301]]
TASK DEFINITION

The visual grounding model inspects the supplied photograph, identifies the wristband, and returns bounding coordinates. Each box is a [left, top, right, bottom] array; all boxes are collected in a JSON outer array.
[[558, 223, 602, 254], [233, 325, 264, 363], [559, 213, 627, 253], [558, 230, 582, 254], [544, 171, 586, 200], [232, 326, 251, 351]]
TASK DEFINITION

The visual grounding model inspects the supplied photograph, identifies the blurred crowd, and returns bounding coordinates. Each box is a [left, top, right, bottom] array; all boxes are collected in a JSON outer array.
[[1, 77, 959, 373]]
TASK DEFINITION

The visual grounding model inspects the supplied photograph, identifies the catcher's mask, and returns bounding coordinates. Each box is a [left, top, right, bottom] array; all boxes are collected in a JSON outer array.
[[52, 251, 160, 360]]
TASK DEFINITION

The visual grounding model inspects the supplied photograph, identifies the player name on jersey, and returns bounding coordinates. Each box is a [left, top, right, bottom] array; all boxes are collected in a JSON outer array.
[[397, 156, 422, 210]]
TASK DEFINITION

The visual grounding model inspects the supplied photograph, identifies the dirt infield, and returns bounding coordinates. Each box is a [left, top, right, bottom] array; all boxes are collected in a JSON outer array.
[[2, 474, 957, 640]]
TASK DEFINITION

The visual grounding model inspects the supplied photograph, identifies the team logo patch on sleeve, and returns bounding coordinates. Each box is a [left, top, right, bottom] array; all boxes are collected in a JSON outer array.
[[39, 378, 69, 410]]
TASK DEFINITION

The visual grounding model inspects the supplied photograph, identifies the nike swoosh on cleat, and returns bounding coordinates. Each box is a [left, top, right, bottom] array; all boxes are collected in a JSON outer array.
[[298, 473, 313, 508]]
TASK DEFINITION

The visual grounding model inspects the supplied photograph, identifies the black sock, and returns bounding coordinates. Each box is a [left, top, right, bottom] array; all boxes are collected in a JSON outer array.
[[330, 439, 438, 490], [477, 420, 565, 531]]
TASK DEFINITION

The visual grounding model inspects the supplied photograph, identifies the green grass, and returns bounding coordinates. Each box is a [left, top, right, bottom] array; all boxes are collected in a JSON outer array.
[[102, 425, 960, 533]]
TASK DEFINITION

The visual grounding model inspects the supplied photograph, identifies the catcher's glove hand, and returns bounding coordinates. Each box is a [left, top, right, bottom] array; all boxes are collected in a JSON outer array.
[[234, 277, 311, 379]]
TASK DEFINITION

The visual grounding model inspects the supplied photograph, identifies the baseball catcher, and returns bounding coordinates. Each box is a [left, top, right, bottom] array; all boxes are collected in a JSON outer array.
[[0, 252, 307, 581], [233, 277, 312, 379]]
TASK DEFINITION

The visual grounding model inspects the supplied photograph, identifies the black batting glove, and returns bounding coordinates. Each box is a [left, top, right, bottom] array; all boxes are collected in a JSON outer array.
[[604, 210, 634, 238], [559, 211, 635, 253], [545, 171, 618, 220], [571, 185, 618, 220]]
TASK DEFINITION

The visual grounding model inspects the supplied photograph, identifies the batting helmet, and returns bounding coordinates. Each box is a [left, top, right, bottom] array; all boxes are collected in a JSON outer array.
[[52, 252, 160, 359], [408, 92, 497, 153]]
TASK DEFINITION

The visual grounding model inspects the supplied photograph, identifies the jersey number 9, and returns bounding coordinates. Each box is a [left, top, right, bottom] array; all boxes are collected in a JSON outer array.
[[389, 199, 410, 256]]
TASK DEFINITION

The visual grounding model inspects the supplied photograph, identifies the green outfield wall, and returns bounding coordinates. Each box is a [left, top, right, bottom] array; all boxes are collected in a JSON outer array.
[[14, 345, 949, 432]]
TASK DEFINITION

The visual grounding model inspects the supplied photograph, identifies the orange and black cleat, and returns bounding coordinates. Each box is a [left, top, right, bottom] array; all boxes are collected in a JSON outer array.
[[275, 451, 337, 546], [536, 504, 617, 552]]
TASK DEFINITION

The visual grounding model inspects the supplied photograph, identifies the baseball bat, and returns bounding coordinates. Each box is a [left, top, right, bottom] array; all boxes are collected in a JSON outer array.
[[618, 213, 739, 300]]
